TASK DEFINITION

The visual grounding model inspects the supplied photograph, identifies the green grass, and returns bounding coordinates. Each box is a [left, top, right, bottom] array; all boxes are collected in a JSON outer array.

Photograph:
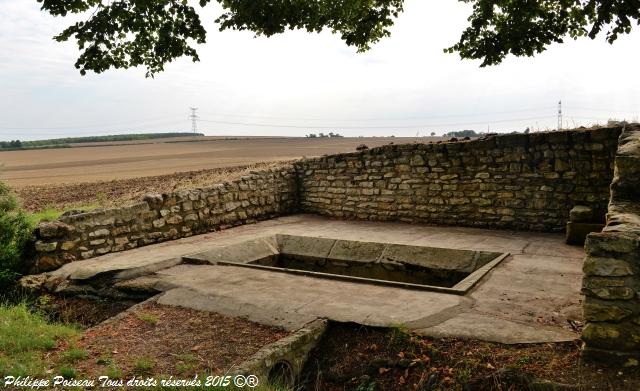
[[25, 208, 63, 226], [175, 353, 198, 374], [136, 311, 159, 325], [133, 356, 156, 375], [25, 204, 102, 226], [105, 363, 123, 379], [0, 302, 78, 377], [58, 366, 77, 379], [61, 348, 88, 362]]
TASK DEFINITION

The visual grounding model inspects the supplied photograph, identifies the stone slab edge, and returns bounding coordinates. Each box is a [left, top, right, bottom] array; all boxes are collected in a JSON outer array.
[[231, 318, 328, 385]]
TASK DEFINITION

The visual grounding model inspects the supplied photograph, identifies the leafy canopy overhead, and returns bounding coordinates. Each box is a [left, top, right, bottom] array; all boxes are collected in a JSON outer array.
[[39, 0, 640, 76]]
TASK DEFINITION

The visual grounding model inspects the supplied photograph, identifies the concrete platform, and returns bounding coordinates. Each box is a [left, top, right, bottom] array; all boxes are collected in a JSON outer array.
[[42, 214, 585, 344]]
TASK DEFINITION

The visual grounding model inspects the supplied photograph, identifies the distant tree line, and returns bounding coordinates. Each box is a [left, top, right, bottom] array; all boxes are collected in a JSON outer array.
[[306, 132, 343, 138], [0, 140, 23, 149], [0, 132, 204, 151], [444, 129, 480, 138]]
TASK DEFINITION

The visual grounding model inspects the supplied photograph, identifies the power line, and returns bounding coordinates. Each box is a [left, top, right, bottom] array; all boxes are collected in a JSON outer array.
[[197, 106, 559, 122], [2, 107, 630, 138], [198, 115, 558, 130], [189, 107, 198, 134]]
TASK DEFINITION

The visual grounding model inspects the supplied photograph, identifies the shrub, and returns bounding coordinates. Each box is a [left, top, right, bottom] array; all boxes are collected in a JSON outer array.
[[0, 182, 33, 293]]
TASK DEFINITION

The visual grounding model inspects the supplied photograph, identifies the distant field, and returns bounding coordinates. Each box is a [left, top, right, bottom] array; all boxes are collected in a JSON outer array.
[[0, 136, 442, 186]]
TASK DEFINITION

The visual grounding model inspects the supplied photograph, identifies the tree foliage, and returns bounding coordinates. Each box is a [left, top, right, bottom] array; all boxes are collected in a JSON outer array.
[[0, 183, 33, 293], [446, 0, 640, 66], [445, 129, 480, 137], [39, 0, 640, 76]]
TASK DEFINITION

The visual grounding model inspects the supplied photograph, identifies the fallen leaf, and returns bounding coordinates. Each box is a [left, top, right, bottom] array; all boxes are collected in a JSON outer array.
[[378, 367, 391, 375]]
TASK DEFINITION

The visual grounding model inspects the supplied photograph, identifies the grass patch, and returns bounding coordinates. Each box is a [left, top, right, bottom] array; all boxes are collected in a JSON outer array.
[[25, 204, 102, 226], [105, 364, 123, 379], [58, 366, 77, 379], [136, 311, 159, 325], [133, 356, 156, 375], [25, 208, 63, 226], [61, 347, 88, 363], [175, 353, 198, 374], [0, 302, 78, 377]]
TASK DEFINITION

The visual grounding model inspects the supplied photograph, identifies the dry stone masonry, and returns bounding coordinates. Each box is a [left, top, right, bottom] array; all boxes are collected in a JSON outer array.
[[28, 124, 640, 365], [296, 127, 621, 231], [582, 124, 640, 365], [33, 168, 296, 272]]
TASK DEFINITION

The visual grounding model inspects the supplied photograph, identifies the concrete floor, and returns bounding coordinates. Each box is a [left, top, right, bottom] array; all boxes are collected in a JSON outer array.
[[49, 214, 585, 344]]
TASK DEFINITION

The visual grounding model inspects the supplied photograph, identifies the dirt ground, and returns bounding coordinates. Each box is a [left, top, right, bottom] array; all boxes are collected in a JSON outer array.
[[37, 295, 134, 328], [300, 323, 640, 391], [0, 136, 440, 186], [60, 302, 289, 379]]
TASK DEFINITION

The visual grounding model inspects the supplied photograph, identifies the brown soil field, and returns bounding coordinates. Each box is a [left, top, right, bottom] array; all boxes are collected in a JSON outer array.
[[0, 136, 440, 186], [16, 161, 293, 212]]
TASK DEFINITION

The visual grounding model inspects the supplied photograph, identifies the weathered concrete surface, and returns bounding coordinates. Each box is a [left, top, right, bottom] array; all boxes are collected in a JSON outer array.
[[155, 264, 469, 331], [36, 214, 584, 344], [184, 236, 278, 264]]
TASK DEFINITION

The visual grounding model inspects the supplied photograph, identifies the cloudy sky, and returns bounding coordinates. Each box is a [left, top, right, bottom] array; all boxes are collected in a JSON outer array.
[[1, 0, 639, 140]]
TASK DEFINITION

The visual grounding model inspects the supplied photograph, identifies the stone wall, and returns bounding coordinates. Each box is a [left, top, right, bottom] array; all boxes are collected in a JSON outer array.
[[295, 127, 621, 231], [32, 168, 297, 272], [32, 126, 624, 271], [582, 124, 640, 366]]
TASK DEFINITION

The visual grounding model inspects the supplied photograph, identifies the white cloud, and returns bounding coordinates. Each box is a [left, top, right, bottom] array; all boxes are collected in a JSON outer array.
[[0, 0, 639, 140]]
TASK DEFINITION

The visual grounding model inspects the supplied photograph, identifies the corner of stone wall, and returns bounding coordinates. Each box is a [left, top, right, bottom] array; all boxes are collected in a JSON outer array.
[[582, 123, 640, 367]]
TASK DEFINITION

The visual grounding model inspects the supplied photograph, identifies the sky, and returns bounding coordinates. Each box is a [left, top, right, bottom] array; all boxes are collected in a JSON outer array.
[[1, 0, 639, 140]]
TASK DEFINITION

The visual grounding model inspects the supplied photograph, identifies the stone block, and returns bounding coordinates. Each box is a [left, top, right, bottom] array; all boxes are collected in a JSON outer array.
[[583, 256, 634, 277], [166, 215, 183, 225], [327, 239, 386, 264], [276, 234, 335, 261], [570, 205, 593, 223], [37, 254, 74, 272], [60, 241, 77, 251], [114, 236, 129, 245], [582, 322, 640, 351], [585, 286, 635, 300], [36, 221, 74, 239], [89, 228, 110, 238], [583, 299, 633, 322], [189, 236, 279, 265], [585, 231, 638, 255], [35, 241, 57, 252], [184, 213, 198, 222], [143, 193, 163, 209]]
